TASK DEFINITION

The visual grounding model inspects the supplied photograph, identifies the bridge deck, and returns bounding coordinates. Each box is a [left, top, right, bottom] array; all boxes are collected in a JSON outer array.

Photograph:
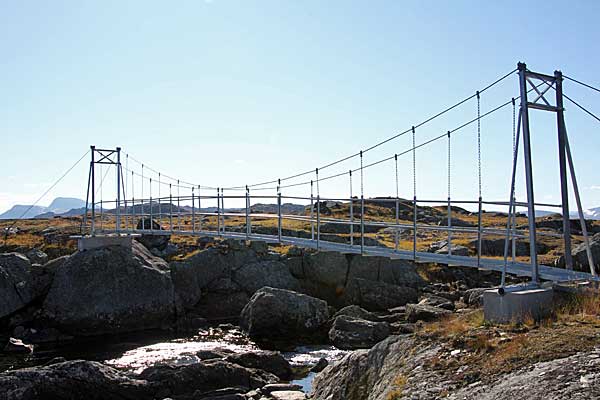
[[101, 228, 596, 283]]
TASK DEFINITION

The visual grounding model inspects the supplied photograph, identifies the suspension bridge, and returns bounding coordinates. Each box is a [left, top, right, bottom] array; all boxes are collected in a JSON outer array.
[[75, 62, 599, 285]]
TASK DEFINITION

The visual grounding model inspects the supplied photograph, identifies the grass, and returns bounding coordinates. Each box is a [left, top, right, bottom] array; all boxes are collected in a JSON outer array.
[[386, 374, 408, 400]]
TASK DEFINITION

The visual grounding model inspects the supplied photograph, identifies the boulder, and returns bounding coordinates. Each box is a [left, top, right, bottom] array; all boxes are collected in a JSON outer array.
[[136, 218, 171, 251], [428, 240, 470, 256], [0, 360, 152, 400], [328, 315, 390, 350], [225, 351, 292, 380], [464, 287, 488, 306], [343, 278, 418, 311], [3, 337, 33, 354], [42, 241, 176, 335], [469, 238, 551, 257], [240, 287, 330, 342], [554, 232, 600, 273], [418, 294, 455, 311], [25, 249, 48, 265], [232, 260, 301, 294], [170, 245, 257, 310], [139, 359, 277, 396], [0, 253, 35, 318], [405, 303, 452, 322], [333, 305, 380, 322]]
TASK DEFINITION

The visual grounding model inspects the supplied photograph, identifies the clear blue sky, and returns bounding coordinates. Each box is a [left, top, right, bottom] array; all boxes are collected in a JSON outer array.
[[1, 0, 599, 214]]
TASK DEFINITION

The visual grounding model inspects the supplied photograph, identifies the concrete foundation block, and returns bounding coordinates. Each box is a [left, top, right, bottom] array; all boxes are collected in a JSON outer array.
[[483, 285, 553, 324], [77, 235, 136, 251]]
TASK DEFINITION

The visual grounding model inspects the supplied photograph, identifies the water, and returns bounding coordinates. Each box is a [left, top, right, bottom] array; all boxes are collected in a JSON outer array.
[[10, 326, 347, 393]]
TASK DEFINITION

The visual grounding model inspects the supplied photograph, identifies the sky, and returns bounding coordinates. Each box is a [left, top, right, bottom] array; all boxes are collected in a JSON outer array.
[[1, 0, 599, 214]]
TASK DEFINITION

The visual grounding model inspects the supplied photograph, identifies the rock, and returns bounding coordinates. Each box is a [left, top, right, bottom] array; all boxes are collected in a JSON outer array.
[[136, 218, 171, 251], [261, 383, 303, 394], [0, 360, 152, 400], [170, 245, 257, 310], [30, 255, 68, 299], [25, 249, 48, 265], [240, 287, 330, 342], [332, 305, 379, 322], [469, 238, 551, 257], [233, 260, 301, 294], [328, 315, 390, 350], [464, 287, 488, 306], [310, 358, 329, 373], [554, 232, 600, 273], [428, 240, 470, 256], [0, 253, 35, 318], [311, 336, 434, 400], [343, 278, 418, 311], [42, 241, 176, 335], [139, 359, 277, 396], [418, 294, 455, 311], [225, 351, 293, 380], [3, 337, 33, 353], [248, 241, 268, 255], [270, 391, 306, 400], [451, 347, 600, 399], [405, 303, 452, 322]]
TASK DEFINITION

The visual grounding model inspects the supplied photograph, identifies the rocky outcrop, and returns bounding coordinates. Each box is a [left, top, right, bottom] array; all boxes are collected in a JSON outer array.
[[0, 360, 152, 400], [135, 218, 171, 251], [406, 303, 452, 322], [554, 232, 600, 273], [240, 287, 330, 343], [225, 351, 293, 380], [170, 241, 301, 318], [311, 336, 432, 400], [0, 253, 35, 319], [24, 249, 48, 265], [139, 359, 278, 397], [42, 241, 176, 335], [328, 315, 390, 350], [0, 357, 282, 400], [451, 347, 600, 399], [287, 251, 423, 310]]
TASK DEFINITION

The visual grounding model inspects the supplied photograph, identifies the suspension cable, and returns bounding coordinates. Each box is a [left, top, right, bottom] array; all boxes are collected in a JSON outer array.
[[562, 92, 600, 123], [221, 67, 517, 190], [564, 75, 600, 94], [3, 149, 90, 244]]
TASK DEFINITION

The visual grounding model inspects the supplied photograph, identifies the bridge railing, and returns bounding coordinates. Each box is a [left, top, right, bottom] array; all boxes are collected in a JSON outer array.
[[84, 193, 566, 270]]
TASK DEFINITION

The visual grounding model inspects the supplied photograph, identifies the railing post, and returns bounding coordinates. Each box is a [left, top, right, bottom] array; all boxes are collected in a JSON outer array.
[[149, 178, 153, 233], [90, 146, 96, 236], [277, 189, 282, 243], [349, 171, 354, 247], [246, 186, 250, 239], [317, 195, 321, 250], [169, 184, 173, 233], [310, 181, 315, 240], [158, 173, 161, 230], [360, 195, 365, 254], [192, 187, 195, 234], [217, 188, 221, 236], [198, 185, 202, 232]]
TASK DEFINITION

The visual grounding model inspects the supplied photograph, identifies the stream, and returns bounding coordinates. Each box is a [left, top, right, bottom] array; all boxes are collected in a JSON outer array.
[[1, 325, 348, 393]]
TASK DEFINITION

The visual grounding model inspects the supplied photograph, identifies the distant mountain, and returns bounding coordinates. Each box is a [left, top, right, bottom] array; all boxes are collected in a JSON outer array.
[[0, 205, 49, 219], [47, 197, 86, 214], [583, 207, 600, 220], [0, 197, 86, 220]]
